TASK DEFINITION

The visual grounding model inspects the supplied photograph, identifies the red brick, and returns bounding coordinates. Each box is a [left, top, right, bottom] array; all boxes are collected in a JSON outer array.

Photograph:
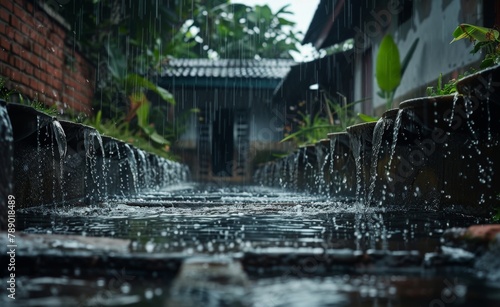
[[44, 51, 57, 65], [25, 52, 38, 67], [33, 67, 41, 79], [7, 54, 15, 66], [36, 24, 49, 38], [65, 78, 81, 91], [0, 8, 9, 23], [13, 3, 28, 21], [1, 66, 13, 79], [11, 42, 23, 55], [52, 56, 63, 69], [0, 0, 14, 12], [0, 35, 10, 51], [14, 31, 28, 46], [9, 13, 20, 29], [9, 68, 21, 83], [0, 21, 5, 34], [36, 59, 46, 70], [49, 77, 62, 91], [28, 27, 38, 41], [49, 30, 64, 44], [29, 77, 38, 90], [24, 63, 33, 75], [50, 87, 61, 100], [26, 1, 33, 14], [32, 42, 43, 57], [4, 25, 14, 39], [0, 48, 8, 63], [20, 23, 35, 39], [54, 24, 65, 39], [40, 70, 50, 84], [14, 56, 27, 71], [21, 73, 30, 87]]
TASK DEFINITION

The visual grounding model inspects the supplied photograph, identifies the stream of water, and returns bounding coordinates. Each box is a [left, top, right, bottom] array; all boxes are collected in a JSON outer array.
[[4, 183, 499, 307]]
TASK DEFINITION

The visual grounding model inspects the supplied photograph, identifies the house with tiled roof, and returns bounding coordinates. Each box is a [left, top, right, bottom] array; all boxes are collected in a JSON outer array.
[[158, 58, 295, 182]]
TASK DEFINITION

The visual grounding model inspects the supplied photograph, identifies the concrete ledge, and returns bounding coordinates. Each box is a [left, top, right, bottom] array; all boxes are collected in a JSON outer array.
[[3, 103, 190, 208]]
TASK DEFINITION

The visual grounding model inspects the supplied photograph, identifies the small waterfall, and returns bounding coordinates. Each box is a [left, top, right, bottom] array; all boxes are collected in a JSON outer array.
[[36, 116, 44, 203], [84, 129, 106, 203], [485, 74, 493, 143], [448, 92, 459, 128], [52, 120, 67, 159], [314, 141, 330, 196], [462, 93, 494, 203], [137, 149, 148, 189], [291, 152, 299, 190], [272, 162, 281, 188], [0, 102, 13, 228], [386, 109, 403, 179], [366, 118, 386, 207], [124, 144, 139, 194], [329, 136, 336, 195], [349, 134, 363, 206], [52, 120, 67, 204]]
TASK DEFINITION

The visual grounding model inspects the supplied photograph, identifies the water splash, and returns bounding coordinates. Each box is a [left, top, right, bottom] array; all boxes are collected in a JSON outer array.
[[36, 115, 44, 204], [485, 74, 492, 143], [52, 120, 67, 204], [52, 120, 67, 159], [0, 104, 14, 215], [350, 136, 363, 208], [366, 118, 386, 207], [315, 144, 330, 196], [448, 92, 459, 128], [386, 109, 403, 178], [84, 129, 106, 202], [124, 144, 139, 194], [137, 149, 148, 188], [328, 136, 337, 196]]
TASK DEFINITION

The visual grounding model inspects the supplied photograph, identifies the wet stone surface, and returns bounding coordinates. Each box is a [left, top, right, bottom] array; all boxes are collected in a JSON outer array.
[[1, 184, 500, 306]]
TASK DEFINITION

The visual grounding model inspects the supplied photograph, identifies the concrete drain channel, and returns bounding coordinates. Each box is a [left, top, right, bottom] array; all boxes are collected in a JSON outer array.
[[1, 184, 500, 306]]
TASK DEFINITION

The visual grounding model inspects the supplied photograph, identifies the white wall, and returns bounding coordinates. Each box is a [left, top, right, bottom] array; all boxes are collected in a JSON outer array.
[[367, 0, 483, 109]]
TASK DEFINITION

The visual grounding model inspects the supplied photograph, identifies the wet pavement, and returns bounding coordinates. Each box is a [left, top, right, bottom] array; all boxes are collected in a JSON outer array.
[[1, 184, 500, 306]]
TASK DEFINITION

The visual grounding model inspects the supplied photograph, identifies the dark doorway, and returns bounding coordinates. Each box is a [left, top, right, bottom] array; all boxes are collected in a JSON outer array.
[[212, 108, 234, 176]]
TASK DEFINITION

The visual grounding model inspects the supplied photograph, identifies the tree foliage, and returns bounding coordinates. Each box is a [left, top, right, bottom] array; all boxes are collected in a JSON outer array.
[[49, 0, 301, 151], [186, 2, 301, 59]]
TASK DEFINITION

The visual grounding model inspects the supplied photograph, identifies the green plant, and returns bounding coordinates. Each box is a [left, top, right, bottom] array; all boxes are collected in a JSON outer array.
[[0, 77, 15, 101], [19, 95, 59, 117], [494, 208, 500, 222], [103, 42, 175, 148], [451, 23, 500, 69], [358, 35, 419, 122], [281, 93, 364, 145], [426, 71, 474, 96], [84, 110, 176, 160], [376, 35, 419, 110]]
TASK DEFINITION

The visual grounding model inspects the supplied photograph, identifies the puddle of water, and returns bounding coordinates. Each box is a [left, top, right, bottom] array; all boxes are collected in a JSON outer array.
[[5, 184, 500, 306]]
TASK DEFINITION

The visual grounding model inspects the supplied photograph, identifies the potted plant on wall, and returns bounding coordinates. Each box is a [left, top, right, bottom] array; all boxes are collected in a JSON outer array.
[[383, 23, 500, 214]]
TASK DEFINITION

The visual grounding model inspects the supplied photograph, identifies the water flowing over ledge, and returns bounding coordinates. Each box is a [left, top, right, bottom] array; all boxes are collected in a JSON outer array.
[[0, 102, 190, 228]]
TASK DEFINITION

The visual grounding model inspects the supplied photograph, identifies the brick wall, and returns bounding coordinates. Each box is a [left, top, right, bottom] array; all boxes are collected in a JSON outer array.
[[0, 0, 95, 114]]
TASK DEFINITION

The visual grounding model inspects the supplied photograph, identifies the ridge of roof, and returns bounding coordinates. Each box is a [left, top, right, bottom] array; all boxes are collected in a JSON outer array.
[[161, 58, 296, 79]]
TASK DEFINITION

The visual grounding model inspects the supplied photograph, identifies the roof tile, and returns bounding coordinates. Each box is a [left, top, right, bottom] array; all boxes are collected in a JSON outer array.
[[161, 58, 295, 80]]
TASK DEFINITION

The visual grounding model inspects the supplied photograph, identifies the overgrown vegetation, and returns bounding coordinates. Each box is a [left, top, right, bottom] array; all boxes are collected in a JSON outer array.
[[0, 76, 58, 116], [451, 23, 500, 69], [82, 111, 176, 159], [281, 92, 363, 146], [494, 208, 500, 222], [43, 0, 301, 158]]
